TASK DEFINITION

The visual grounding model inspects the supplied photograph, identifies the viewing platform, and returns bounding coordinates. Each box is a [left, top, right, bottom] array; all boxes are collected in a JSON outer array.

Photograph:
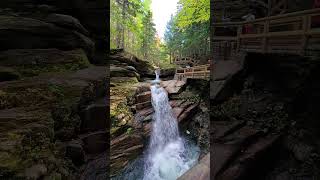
[[213, 8, 320, 61]]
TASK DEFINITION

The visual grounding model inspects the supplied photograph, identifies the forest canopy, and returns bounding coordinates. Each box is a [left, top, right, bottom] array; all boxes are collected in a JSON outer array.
[[110, 0, 210, 67]]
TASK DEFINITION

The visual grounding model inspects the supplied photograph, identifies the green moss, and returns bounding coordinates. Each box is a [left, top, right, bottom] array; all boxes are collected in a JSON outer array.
[[0, 87, 57, 110], [16, 62, 90, 77], [13, 52, 91, 77], [110, 78, 138, 137], [126, 127, 133, 135], [0, 152, 21, 173]]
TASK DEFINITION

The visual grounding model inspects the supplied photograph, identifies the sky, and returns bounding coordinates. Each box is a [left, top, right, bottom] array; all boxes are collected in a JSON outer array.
[[151, 0, 179, 40]]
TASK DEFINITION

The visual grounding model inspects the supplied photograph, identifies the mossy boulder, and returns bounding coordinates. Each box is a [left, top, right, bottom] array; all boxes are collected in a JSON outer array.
[[110, 49, 154, 77], [0, 48, 90, 77], [110, 66, 140, 80]]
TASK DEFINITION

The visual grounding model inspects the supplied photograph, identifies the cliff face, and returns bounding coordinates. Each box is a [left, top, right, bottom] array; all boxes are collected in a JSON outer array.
[[0, 0, 107, 64], [0, 1, 108, 179], [211, 53, 320, 179]]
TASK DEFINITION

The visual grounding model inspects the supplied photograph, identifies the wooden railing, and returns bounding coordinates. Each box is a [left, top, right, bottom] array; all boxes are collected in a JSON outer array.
[[175, 64, 210, 81], [173, 57, 200, 66], [212, 8, 320, 57]]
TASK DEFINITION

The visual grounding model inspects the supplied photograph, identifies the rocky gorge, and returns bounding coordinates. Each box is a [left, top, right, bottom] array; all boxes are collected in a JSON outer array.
[[0, 1, 107, 179], [211, 53, 320, 180], [109, 49, 210, 178]]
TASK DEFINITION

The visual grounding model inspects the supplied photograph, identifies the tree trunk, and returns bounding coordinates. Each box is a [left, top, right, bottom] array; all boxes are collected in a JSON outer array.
[[121, 0, 127, 49]]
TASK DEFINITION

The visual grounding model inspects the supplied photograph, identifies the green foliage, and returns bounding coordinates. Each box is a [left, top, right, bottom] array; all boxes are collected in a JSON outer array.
[[176, 0, 210, 28], [126, 127, 133, 135], [111, 0, 209, 66], [164, 0, 210, 61]]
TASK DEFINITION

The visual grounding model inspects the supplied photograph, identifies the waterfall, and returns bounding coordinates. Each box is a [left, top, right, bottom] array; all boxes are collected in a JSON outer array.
[[142, 70, 199, 180], [113, 70, 200, 180], [155, 68, 160, 81]]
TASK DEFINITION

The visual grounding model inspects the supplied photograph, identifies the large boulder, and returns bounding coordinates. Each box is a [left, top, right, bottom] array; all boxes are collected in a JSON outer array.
[[110, 66, 140, 79], [45, 13, 89, 35], [0, 16, 94, 54]]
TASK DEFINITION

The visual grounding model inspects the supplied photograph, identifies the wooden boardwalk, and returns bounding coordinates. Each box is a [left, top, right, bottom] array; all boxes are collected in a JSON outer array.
[[213, 8, 320, 61], [174, 64, 210, 81], [173, 57, 200, 66]]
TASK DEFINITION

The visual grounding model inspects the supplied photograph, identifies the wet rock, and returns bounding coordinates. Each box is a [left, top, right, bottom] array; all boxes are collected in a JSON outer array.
[[188, 106, 210, 152], [161, 80, 186, 94], [142, 114, 152, 122], [136, 107, 153, 117], [173, 107, 184, 119], [178, 153, 210, 180], [135, 101, 152, 111], [136, 91, 151, 104]]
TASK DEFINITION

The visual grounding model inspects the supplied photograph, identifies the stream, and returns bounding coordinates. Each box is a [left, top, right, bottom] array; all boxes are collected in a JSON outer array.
[[113, 69, 200, 180]]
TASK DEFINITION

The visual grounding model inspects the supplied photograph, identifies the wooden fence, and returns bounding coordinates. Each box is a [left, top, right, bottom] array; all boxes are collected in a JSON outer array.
[[213, 8, 320, 58], [174, 65, 210, 81]]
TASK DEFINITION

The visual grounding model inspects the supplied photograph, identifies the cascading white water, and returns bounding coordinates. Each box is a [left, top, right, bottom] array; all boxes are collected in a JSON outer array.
[[142, 70, 199, 180], [113, 70, 199, 180]]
